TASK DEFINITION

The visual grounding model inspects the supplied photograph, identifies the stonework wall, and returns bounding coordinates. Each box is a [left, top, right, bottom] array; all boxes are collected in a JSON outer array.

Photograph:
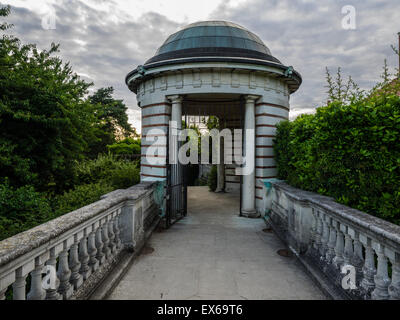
[[134, 62, 291, 212]]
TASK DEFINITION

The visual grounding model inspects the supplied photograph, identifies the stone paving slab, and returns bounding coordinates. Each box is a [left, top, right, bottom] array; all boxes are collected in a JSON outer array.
[[108, 186, 326, 300]]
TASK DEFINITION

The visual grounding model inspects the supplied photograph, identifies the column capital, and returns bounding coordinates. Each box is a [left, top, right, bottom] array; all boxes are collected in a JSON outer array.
[[167, 95, 183, 104], [243, 95, 260, 104]]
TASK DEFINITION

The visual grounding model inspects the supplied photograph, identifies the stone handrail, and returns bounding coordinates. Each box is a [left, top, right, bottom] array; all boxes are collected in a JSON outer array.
[[261, 180, 400, 300], [0, 181, 161, 300]]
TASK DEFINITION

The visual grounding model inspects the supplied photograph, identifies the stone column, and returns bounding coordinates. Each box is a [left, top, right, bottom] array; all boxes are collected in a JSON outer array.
[[168, 95, 183, 217], [241, 95, 258, 218], [215, 122, 225, 193]]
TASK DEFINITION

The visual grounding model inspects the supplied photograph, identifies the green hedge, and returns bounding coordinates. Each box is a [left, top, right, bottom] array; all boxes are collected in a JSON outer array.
[[274, 94, 400, 225], [207, 165, 218, 192], [0, 182, 53, 241], [0, 154, 140, 240]]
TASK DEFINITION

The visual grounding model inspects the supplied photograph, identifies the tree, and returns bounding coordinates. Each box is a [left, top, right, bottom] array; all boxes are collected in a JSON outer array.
[[0, 6, 97, 192], [86, 87, 136, 157]]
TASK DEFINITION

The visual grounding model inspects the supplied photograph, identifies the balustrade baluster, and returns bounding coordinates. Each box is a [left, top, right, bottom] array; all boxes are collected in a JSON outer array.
[[57, 240, 74, 299], [79, 228, 92, 280], [45, 247, 61, 300], [332, 221, 344, 269], [102, 218, 112, 259], [69, 234, 83, 290], [88, 223, 100, 270], [320, 213, 329, 261], [108, 215, 117, 255], [0, 288, 7, 300], [315, 211, 323, 258], [308, 208, 317, 252], [360, 237, 376, 298], [27, 253, 48, 300], [371, 244, 390, 300], [114, 210, 122, 250], [95, 222, 105, 264], [343, 225, 354, 266], [351, 231, 364, 269], [389, 252, 400, 300], [326, 217, 337, 264], [13, 266, 28, 300]]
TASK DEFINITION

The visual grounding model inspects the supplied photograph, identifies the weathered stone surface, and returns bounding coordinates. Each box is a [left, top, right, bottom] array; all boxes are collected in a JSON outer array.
[[0, 182, 156, 269]]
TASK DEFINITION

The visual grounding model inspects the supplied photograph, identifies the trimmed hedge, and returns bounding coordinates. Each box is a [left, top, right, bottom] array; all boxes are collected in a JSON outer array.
[[208, 165, 218, 192], [274, 94, 400, 225]]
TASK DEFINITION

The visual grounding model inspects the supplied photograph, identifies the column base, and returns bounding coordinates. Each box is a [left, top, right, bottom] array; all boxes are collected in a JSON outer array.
[[241, 209, 260, 218], [215, 188, 225, 193]]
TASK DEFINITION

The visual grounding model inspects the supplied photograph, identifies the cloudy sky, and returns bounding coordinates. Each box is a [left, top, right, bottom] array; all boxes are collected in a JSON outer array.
[[1, 0, 399, 132]]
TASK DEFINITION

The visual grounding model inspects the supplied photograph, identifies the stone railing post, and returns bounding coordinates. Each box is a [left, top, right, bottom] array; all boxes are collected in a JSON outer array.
[[371, 244, 390, 300], [45, 247, 61, 300], [69, 234, 83, 290], [326, 217, 337, 264], [114, 209, 122, 250], [360, 237, 376, 298], [88, 223, 99, 271], [332, 221, 344, 269], [343, 225, 354, 266], [102, 218, 111, 260], [389, 252, 400, 300], [95, 222, 105, 264], [13, 263, 33, 300], [79, 228, 92, 281], [57, 240, 73, 299], [27, 252, 48, 300]]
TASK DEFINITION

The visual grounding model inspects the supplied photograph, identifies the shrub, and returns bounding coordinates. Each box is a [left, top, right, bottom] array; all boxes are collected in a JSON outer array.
[[274, 94, 400, 225], [0, 182, 53, 241], [107, 138, 141, 156], [107, 161, 140, 189], [207, 165, 218, 192], [53, 182, 114, 216], [73, 154, 140, 188]]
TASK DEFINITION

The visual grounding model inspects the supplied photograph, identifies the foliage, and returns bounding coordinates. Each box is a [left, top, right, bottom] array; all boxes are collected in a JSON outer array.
[[0, 12, 98, 193], [204, 116, 219, 130], [325, 67, 364, 105], [0, 181, 53, 240], [73, 154, 140, 189], [207, 165, 218, 192], [274, 77, 400, 225], [0, 7, 140, 240], [107, 137, 141, 156], [86, 87, 136, 158], [52, 182, 114, 217]]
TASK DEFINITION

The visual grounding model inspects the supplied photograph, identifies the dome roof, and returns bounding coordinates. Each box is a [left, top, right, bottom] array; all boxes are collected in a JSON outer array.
[[145, 21, 281, 65]]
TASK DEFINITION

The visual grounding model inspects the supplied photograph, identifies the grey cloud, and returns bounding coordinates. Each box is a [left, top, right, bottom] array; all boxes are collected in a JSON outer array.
[[209, 0, 400, 112], [3, 0, 181, 129], [2, 0, 399, 126]]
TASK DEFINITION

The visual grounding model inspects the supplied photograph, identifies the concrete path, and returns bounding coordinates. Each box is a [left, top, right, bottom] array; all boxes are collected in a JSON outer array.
[[109, 186, 326, 300]]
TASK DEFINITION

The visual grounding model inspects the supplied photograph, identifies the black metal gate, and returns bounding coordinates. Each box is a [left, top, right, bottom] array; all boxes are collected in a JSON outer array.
[[165, 126, 187, 228]]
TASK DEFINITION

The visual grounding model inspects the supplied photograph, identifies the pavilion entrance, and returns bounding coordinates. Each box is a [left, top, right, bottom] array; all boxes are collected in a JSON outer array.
[[164, 93, 245, 228]]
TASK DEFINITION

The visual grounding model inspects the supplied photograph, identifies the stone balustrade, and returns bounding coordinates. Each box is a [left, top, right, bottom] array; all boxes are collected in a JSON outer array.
[[0, 181, 161, 300], [261, 179, 400, 300]]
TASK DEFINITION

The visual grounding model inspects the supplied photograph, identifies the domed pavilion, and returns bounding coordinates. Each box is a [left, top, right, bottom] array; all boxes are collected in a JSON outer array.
[[125, 21, 301, 225]]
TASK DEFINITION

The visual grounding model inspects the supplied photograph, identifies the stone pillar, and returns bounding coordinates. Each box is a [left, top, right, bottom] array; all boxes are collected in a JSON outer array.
[[167, 95, 182, 217], [168, 95, 183, 165], [241, 95, 258, 218], [215, 122, 225, 193]]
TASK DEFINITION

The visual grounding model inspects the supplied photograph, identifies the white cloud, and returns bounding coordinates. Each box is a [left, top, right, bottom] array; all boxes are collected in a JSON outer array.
[[2, 0, 399, 133]]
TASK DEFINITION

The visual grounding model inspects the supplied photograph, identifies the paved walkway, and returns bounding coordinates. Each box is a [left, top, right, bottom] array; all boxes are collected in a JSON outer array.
[[109, 186, 325, 300]]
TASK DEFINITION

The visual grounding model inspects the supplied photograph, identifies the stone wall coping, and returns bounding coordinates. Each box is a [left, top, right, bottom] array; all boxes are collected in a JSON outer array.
[[271, 181, 400, 250], [0, 182, 157, 268]]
